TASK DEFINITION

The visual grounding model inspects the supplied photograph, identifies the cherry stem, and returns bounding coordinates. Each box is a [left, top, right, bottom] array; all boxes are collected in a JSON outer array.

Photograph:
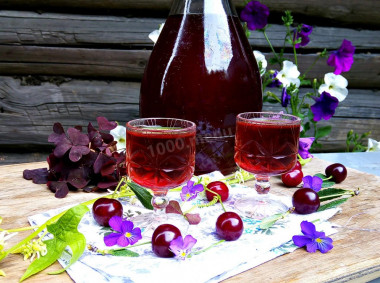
[[0, 226, 40, 233], [203, 187, 226, 212], [319, 190, 358, 201], [322, 175, 333, 181], [191, 240, 225, 256]]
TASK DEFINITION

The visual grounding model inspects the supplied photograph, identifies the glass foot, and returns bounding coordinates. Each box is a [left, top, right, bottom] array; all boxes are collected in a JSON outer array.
[[130, 212, 189, 238], [234, 196, 288, 219]]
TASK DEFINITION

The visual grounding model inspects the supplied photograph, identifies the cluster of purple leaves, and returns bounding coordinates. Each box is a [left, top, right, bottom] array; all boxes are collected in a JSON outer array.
[[23, 117, 126, 198]]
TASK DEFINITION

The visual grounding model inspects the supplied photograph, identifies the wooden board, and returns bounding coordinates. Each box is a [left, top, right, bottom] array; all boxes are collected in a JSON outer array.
[[0, 76, 379, 152], [1, 11, 379, 51], [1, 0, 379, 28], [0, 158, 379, 282]]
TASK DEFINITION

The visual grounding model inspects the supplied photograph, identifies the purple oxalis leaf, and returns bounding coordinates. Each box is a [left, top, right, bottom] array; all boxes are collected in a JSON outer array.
[[48, 123, 66, 144], [97, 117, 117, 131], [23, 168, 49, 184], [48, 181, 70, 198], [185, 213, 201, 225], [165, 200, 183, 215], [67, 168, 90, 189]]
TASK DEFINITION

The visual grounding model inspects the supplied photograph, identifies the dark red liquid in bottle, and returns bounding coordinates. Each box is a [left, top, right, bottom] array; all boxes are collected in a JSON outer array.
[[126, 130, 195, 192], [235, 119, 300, 176], [140, 13, 262, 175]]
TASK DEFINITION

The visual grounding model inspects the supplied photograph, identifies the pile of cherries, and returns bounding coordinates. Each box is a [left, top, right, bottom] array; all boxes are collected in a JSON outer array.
[[92, 180, 244, 258], [281, 162, 347, 214]]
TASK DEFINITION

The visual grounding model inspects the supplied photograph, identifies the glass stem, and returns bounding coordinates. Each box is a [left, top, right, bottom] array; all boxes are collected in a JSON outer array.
[[255, 175, 271, 194], [152, 194, 169, 216]]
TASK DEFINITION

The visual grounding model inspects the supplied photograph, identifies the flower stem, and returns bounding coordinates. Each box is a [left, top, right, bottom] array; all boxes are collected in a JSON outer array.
[[303, 55, 321, 77], [0, 226, 40, 233], [262, 30, 281, 66], [191, 240, 225, 256]]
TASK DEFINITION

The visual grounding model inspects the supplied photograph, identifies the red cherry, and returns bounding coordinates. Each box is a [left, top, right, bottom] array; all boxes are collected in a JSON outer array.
[[281, 169, 304, 187], [92, 198, 123, 227], [206, 181, 229, 202], [325, 163, 347, 183], [293, 160, 302, 171], [216, 212, 244, 241], [292, 188, 320, 214], [152, 224, 182, 258]]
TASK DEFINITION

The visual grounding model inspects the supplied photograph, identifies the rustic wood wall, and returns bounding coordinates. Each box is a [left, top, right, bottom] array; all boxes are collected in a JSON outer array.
[[0, 0, 379, 163]]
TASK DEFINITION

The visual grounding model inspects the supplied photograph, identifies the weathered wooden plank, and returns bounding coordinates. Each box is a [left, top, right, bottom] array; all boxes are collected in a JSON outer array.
[[0, 46, 378, 89], [0, 76, 379, 152], [1, 11, 379, 50], [1, 0, 379, 27]]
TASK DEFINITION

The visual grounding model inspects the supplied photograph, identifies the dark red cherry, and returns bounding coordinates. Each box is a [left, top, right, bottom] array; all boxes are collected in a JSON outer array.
[[293, 160, 302, 171], [325, 163, 347, 183], [152, 224, 182, 258], [281, 169, 303, 187], [92, 198, 123, 227], [206, 181, 229, 202], [292, 188, 320, 214], [216, 212, 244, 241]]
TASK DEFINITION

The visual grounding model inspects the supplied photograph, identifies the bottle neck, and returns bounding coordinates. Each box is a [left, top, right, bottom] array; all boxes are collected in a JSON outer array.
[[169, 0, 237, 16]]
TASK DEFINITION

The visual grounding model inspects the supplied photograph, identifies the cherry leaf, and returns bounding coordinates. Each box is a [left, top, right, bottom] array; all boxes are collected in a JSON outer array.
[[97, 117, 117, 131], [165, 200, 183, 215], [185, 213, 201, 225]]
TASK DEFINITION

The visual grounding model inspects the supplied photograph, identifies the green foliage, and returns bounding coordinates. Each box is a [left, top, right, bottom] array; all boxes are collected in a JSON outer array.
[[20, 205, 89, 282], [318, 198, 348, 212], [346, 130, 371, 152], [127, 181, 154, 210]]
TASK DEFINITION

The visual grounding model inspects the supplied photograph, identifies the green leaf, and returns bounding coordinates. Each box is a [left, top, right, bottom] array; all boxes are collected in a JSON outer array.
[[318, 188, 349, 202], [20, 205, 89, 282], [318, 198, 348, 211], [109, 249, 139, 257], [259, 213, 285, 230], [314, 173, 326, 179], [321, 181, 335, 188], [315, 125, 332, 139], [127, 182, 153, 210]]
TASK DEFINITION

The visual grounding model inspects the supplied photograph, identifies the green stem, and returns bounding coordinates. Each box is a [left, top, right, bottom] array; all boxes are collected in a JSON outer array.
[[0, 226, 40, 233], [262, 30, 281, 66], [303, 55, 321, 77], [319, 192, 355, 201], [191, 240, 225, 256]]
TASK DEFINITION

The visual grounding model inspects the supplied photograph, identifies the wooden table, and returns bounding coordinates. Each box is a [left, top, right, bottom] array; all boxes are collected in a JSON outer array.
[[0, 158, 380, 283]]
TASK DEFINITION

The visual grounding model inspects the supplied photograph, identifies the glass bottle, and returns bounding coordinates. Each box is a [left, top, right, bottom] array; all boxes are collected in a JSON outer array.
[[140, 0, 262, 175]]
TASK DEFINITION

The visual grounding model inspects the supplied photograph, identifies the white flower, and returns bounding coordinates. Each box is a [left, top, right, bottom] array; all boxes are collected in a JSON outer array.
[[318, 72, 348, 102], [110, 125, 126, 151], [366, 138, 380, 152], [253, 50, 267, 76], [148, 23, 165, 44], [276, 60, 300, 87]]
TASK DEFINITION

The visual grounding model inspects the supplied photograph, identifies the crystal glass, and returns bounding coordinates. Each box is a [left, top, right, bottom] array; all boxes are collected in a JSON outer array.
[[234, 112, 301, 219], [126, 118, 196, 234]]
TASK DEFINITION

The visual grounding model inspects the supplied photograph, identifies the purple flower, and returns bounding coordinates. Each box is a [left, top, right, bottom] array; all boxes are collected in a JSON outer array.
[[281, 87, 291, 107], [104, 216, 142, 247], [180, 180, 204, 202], [240, 1, 270, 31], [310, 92, 339, 122], [292, 221, 333, 253], [299, 137, 314, 159], [169, 235, 197, 260], [327, 39, 355, 75], [302, 175, 323, 192], [293, 24, 313, 48], [267, 70, 282, 88]]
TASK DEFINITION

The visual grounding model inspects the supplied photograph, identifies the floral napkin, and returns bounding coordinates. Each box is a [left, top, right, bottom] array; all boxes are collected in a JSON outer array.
[[28, 172, 340, 283]]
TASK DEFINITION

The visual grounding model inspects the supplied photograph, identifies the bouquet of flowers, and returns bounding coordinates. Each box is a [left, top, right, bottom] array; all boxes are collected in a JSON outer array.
[[240, 1, 378, 157]]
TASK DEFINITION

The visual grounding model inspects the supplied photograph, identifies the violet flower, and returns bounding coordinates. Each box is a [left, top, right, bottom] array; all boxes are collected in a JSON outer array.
[[281, 87, 291, 107], [169, 235, 197, 260], [292, 221, 333, 253], [310, 92, 339, 122], [327, 39, 355, 75], [302, 175, 323, 192], [267, 70, 282, 88], [180, 180, 204, 202], [299, 137, 315, 159], [293, 24, 313, 48], [240, 1, 270, 31], [104, 216, 142, 247]]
